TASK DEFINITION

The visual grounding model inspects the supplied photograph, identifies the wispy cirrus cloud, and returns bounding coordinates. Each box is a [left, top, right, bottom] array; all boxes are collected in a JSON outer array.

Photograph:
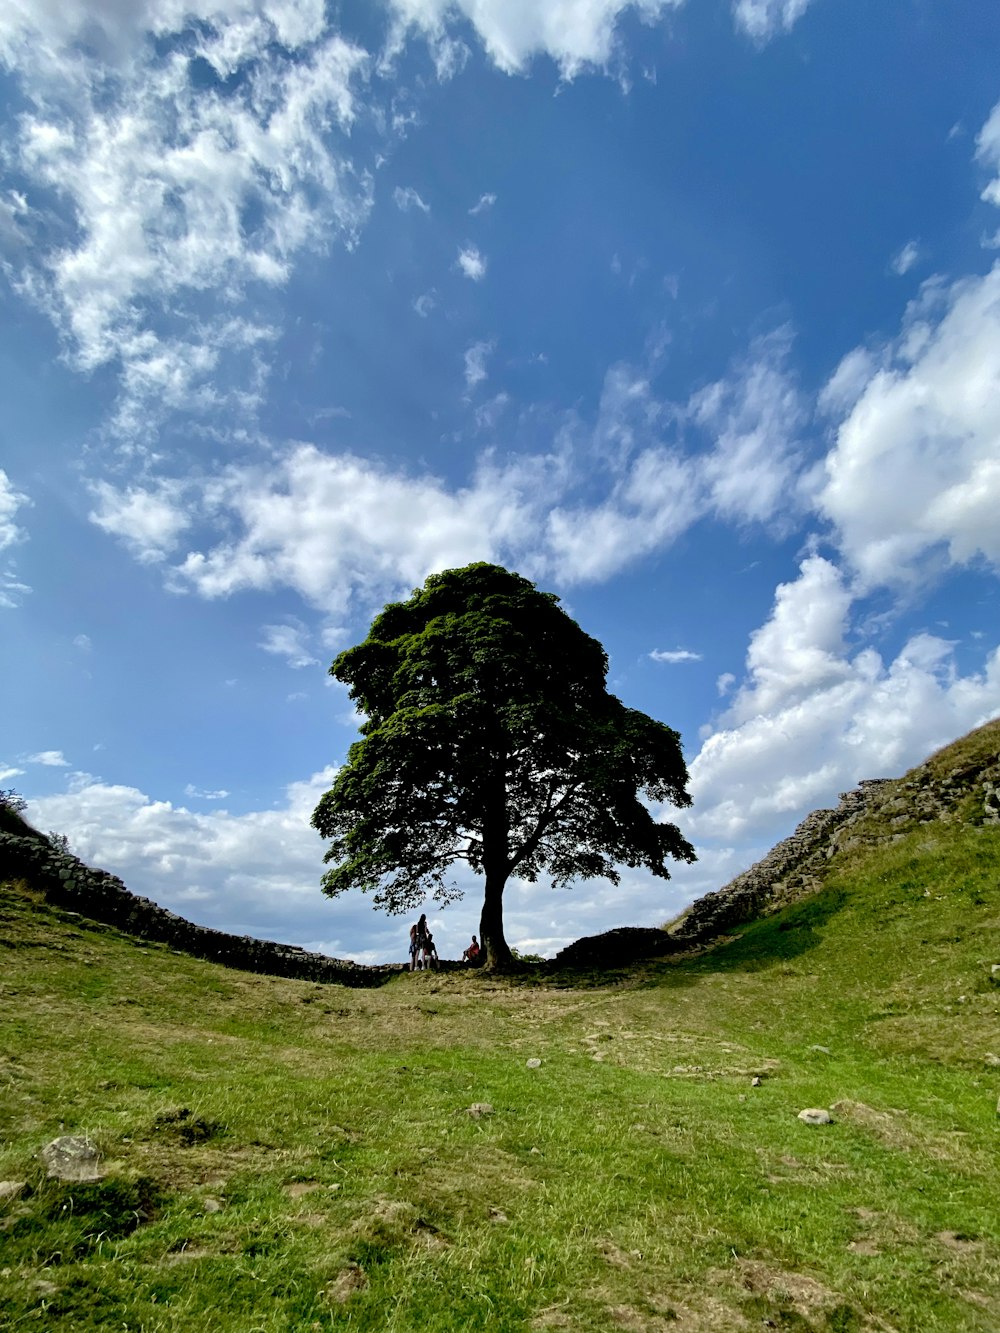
[[2, 3, 373, 445], [386, 0, 685, 77], [393, 184, 430, 213], [0, 470, 31, 608], [732, 0, 814, 45], [28, 750, 70, 767], [891, 240, 922, 276], [463, 339, 493, 389], [0, 470, 29, 553], [258, 621, 320, 669]]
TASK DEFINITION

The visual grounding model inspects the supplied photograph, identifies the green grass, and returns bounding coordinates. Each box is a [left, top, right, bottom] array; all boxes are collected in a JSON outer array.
[[2, 814, 999, 1331]]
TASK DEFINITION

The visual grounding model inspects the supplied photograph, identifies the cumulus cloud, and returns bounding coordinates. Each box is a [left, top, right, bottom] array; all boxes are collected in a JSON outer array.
[[685, 556, 1000, 843], [172, 442, 550, 612], [818, 264, 1000, 588], [649, 649, 702, 663], [732, 0, 814, 44], [89, 478, 192, 563], [387, 0, 684, 77], [258, 620, 320, 668], [457, 244, 487, 280]]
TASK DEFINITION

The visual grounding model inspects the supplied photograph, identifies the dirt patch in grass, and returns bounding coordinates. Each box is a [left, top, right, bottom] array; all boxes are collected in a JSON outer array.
[[829, 1098, 980, 1169], [323, 1263, 369, 1303], [731, 1260, 888, 1332]]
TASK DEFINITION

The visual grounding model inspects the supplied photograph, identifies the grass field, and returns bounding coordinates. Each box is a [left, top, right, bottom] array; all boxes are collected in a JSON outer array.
[[2, 808, 999, 1329]]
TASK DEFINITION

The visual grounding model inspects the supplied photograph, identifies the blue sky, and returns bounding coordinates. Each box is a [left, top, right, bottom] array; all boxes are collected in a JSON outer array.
[[2, 0, 1000, 963]]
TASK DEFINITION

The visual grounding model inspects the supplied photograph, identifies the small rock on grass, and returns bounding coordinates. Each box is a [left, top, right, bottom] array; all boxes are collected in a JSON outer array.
[[797, 1108, 833, 1126], [0, 1181, 27, 1202], [526, 1058, 542, 1069], [40, 1135, 103, 1181], [466, 1103, 494, 1118], [985, 1053, 1000, 1068], [809, 1045, 832, 1055]]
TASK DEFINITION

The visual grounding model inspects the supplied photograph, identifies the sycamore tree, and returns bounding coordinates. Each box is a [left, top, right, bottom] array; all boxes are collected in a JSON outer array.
[[312, 563, 695, 970]]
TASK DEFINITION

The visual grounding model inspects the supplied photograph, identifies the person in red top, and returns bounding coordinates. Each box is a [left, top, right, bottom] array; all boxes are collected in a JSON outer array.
[[462, 934, 480, 963]]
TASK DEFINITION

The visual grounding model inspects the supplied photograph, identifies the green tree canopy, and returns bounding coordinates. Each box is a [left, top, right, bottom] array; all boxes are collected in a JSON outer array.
[[312, 563, 694, 970]]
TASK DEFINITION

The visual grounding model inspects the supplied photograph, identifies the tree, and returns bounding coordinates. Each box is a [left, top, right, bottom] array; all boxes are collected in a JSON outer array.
[[312, 563, 695, 970]]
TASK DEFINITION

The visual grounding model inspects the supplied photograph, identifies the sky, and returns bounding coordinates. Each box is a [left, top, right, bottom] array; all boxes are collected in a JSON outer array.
[[2, 0, 1000, 964]]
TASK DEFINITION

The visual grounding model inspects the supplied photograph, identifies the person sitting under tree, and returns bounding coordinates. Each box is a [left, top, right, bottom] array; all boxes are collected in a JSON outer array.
[[462, 934, 480, 963], [422, 931, 439, 970]]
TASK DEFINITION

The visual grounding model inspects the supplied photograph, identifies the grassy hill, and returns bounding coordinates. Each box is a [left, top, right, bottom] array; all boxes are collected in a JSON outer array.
[[2, 727, 999, 1331]]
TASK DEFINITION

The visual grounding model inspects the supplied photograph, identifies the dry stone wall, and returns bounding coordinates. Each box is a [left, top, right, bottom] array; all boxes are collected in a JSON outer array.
[[0, 830, 402, 987], [671, 745, 1000, 949]]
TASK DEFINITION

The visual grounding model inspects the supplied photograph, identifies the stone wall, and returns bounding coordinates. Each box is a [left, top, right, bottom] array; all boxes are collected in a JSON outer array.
[[671, 743, 1000, 949], [0, 830, 404, 988]]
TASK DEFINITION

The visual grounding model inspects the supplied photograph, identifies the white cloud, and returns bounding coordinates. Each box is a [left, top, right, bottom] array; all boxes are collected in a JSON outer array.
[[89, 478, 192, 563], [26, 767, 396, 959], [393, 185, 430, 213], [469, 192, 496, 215], [543, 447, 700, 583], [457, 244, 487, 281], [649, 649, 702, 663], [891, 240, 922, 276], [463, 339, 493, 388], [28, 750, 70, 766], [412, 290, 437, 317], [172, 442, 549, 612], [685, 556, 1000, 842], [818, 263, 1000, 589], [0, 766, 25, 782], [258, 621, 320, 668], [0, 470, 29, 552], [184, 783, 230, 800], [73, 634, 92, 651], [3, 3, 372, 440], [690, 326, 805, 528], [976, 98, 1000, 209], [732, 0, 814, 44], [387, 0, 684, 78]]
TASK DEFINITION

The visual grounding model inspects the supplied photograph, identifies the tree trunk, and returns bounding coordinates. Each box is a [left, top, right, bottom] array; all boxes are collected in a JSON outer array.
[[479, 868, 514, 971]]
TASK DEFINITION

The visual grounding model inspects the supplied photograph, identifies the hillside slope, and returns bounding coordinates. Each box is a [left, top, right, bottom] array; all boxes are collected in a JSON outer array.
[[671, 718, 1000, 946], [1, 725, 999, 1331]]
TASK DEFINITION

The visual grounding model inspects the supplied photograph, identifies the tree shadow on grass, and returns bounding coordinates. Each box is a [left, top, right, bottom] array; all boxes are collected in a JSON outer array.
[[688, 885, 850, 975]]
